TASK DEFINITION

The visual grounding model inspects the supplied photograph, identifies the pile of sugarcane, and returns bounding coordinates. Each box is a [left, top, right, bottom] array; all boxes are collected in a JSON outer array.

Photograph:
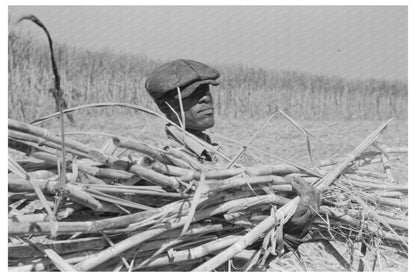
[[8, 116, 408, 272]]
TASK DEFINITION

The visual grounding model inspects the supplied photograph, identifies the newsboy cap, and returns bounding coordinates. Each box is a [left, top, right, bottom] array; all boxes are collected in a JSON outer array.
[[145, 59, 220, 103]]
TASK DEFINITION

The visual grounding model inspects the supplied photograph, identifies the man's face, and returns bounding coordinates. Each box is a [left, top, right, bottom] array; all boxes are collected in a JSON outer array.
[[168, 84, 215, 131]]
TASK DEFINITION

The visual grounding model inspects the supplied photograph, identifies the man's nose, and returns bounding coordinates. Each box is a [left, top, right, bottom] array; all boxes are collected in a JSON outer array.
[[199, 92, 212, 104]]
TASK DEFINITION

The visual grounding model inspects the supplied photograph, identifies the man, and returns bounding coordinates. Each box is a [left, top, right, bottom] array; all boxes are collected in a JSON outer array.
[[145, 59, 320, 248], [145, 59, 218, 138], [145, 59, 220, 162]]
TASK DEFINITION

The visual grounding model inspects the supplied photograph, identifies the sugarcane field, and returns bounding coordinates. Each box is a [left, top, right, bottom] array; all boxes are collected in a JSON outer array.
[[7, 6, 409, 272]]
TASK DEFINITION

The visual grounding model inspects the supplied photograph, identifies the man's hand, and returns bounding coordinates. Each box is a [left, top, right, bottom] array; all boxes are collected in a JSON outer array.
[[284, 175, 321, 239]]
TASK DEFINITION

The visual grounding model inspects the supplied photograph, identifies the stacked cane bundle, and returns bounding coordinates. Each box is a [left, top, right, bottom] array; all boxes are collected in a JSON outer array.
[[8, 117, 408, 272]]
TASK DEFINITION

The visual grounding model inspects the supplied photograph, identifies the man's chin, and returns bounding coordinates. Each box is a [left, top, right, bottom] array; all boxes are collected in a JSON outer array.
[[199, 117, 215, 130]]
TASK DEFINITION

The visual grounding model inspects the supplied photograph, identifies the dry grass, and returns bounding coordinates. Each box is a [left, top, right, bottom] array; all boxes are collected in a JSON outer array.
[[8, 32, 408, 122]]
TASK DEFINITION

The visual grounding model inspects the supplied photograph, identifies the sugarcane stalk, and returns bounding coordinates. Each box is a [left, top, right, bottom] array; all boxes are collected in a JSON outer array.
[[232, 249, 258, 261], [128, 164, 182, 191], [372, 196, 408, 209], [180, 164, 300, 182], [319, 206, 408, 244], [9, 220, 109, 236], [164, 146, 210, 172], [43, 249, 77, 271], [340, 208, 408, 230], [8, 250, 99, 272], [203, 175, 292, 193], [8, 177, 119, 213], [309, 228, 406, 250], [9, 158, 56, 221], [317, 150, 400, 168], [207, 129, 322, 177], [8, 138, 35, 154], [74, 226, 167, 270], [145, 158, 194, 177], [112, 136, 172, 164], [375, 215, 408, 230], [376, 209, 407, 220], [192, 197, 300, 271], [345, 179, 407, 192], [83, 185, 186, 199], [268, 184, 293, 192], [85, 188, 153, 211], [347, 169, 391, 179], [373, 191, 404, 198], [85, 184, 164, 191], [159, 152, 196, 169], [32, 151, 134, 180], [166, 123, 233, 164], [9, 205, 79, 223], [380, 146, 407, 153], [105, 190, 282, 235], [8, 196, 190, 235], [63, 185, 119, 213], [134, 223, 236, 254], [151, 235, 218, 259], [9, 213, 49, 224], [315, 118, 393, 190], [134, 235, 242, 270], [9, 178, 57, 194], [9, 118, 94, 155], [226, 111, 278, 169], [89, 149, 182, 192], [9, 129, 86, 157], [17, 13, 73, 218], [344, 173, 399, 186]]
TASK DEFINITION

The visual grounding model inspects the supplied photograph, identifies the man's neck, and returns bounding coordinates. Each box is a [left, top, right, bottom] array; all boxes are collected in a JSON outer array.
[[185, 128, 211, 144]]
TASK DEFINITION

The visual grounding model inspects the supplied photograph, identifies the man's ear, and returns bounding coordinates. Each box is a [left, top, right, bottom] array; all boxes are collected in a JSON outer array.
[[157, 101, 171, 115]]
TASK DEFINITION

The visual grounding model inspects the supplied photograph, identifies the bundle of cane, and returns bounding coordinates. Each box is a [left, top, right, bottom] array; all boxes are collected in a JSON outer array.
[[8, 117, 407, 272]]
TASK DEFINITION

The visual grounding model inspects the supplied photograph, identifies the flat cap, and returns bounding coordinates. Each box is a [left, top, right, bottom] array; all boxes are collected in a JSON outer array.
[[145, 59, 220, 102]]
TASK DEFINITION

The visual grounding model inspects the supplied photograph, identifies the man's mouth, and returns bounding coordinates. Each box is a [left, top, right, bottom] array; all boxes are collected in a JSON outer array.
[[199, 108, 214, 115]]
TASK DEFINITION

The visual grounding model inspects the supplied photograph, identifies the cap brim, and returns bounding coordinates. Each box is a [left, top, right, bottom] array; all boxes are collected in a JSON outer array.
[[176, 79, 219, 99]]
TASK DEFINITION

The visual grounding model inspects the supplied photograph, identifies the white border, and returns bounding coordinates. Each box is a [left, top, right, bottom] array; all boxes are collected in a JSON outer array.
[[2, 1, 413, 275]]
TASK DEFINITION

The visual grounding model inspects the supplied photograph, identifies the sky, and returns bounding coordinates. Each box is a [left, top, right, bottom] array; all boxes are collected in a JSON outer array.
[[8, 5, 408, 81]]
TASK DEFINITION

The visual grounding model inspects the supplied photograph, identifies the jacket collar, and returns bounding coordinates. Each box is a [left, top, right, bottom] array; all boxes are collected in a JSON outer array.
[[165, 124, 217, 162]]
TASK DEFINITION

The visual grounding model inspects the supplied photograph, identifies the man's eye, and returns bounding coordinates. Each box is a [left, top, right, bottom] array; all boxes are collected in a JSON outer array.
[[195, 87, 209, 97], [194, 91, 205, 98], [181, 96, 197, 107]]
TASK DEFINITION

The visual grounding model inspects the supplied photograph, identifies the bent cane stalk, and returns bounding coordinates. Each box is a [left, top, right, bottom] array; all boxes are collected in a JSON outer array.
[[193, 197, 300, 271]]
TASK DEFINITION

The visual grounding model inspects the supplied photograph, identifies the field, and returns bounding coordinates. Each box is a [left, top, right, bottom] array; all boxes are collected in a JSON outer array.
[[8, 31, 408, 271], [8, 32, 408, 122]]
